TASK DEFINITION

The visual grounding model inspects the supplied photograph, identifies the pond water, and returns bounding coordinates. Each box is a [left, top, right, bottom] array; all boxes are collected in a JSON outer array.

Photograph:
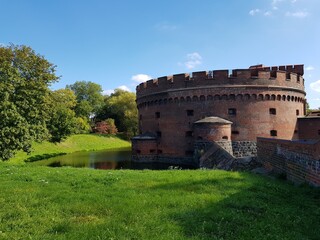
[[30, 148, 196, 170]]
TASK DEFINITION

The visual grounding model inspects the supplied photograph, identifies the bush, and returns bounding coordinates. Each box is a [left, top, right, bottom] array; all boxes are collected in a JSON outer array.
[[93, 118, 118, 134]]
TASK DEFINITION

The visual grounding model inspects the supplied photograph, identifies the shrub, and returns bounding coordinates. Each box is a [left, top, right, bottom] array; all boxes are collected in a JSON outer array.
[[93, 118, 118, 134]]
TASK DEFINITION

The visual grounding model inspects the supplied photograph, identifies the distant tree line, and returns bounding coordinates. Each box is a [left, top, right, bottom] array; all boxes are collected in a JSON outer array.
[[0, 44, 137, 160]]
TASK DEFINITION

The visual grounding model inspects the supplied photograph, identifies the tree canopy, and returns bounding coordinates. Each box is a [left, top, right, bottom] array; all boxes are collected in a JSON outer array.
[[66, 81, 104, 119], [0, 44, 59, 160], [96, 89, 138, 138]]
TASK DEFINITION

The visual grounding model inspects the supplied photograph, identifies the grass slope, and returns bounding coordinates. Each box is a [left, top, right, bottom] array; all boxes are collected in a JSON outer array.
[[9, 134, 131, 164], [0, 164, 319, 239]]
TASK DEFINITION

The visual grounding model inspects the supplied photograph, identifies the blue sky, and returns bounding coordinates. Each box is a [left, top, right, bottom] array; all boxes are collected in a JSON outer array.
[[1, 0, 319, 108]]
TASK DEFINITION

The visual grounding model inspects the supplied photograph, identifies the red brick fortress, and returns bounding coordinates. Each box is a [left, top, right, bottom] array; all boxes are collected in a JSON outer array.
[[132, 64, 306, 165]]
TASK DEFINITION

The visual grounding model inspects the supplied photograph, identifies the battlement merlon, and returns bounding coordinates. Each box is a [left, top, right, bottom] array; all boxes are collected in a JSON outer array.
[[136, 64, 304, 93]]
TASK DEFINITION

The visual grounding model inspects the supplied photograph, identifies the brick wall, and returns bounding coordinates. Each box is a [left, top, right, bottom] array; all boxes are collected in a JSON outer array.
[[298, 117, 320, 140], [257, 137, 320, 187]]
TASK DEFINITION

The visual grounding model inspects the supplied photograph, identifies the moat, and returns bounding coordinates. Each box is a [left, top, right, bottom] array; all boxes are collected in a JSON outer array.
[[31, 148, 196, 170]]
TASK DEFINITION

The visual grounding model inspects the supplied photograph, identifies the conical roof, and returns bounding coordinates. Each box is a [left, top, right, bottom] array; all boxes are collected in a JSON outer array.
[[194, 116, 232, 125]]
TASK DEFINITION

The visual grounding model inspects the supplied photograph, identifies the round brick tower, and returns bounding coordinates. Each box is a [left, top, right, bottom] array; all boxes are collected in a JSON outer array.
[[132, 64, 306, 165]]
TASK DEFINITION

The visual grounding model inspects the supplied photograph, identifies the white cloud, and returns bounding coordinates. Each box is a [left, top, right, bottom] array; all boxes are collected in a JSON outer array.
[[264, 11, 272, 16], [285, 11, 308, 18], [131, 74, 152, 83], [103, 85, 132, 95], [183, 52, 202, 70], [117, 85, 131, 91], [102, 89, 114, 95], [249, 9, 260, 16], [306, 66, 315, 71], [310, 80, 320, 92]]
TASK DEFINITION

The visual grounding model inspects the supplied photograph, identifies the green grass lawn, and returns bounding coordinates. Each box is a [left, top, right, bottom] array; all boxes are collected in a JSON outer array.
[[9, 134, 131, 164], [0, 164, 319, 239]]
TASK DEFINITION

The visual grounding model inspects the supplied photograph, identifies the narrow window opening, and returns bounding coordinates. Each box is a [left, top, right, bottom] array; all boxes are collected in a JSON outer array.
[[150, 149, 156, 154], [185, 131, 193, 137], [156, 131, 162, 137], [318, 130, 320, 135], [185, 150, 194, 156], [155, 112, 160, 118], [294, 130, 298, 134], [269, 108, 276, 115], [232, 131, 239, 135], [222, 136, 228, 140], [270, 130, 277, 136], [228, 108, 237, 116], [157, 149, 163, 154], [296, 110, 299, 116], [186, 110, 194, 116]]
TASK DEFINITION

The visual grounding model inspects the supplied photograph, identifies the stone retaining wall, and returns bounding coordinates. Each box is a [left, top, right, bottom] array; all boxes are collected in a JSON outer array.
[[232, 141, 257, 157]]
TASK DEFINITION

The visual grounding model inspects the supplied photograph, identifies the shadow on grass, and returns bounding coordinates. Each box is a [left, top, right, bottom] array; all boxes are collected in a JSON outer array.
[[151, 172, 320, 239], [24, 153, 67, 163]]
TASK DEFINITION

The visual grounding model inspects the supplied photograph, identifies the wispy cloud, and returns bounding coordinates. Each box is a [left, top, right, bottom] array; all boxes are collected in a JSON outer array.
[[310, 80, 320, 92], [249, 9, 260, 16], [155, 22, 178, 31], [250, 0, 308, 18], [180, 52, 202, 70], [306, 66, 315, 71], [264, 11, 272, 16], [103, 85, 132, 95], [131, 74, 152, 83], [285, 11, 309, 18]]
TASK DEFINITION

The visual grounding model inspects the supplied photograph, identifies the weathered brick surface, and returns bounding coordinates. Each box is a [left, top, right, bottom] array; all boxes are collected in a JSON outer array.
[[133, 65, 307, 164], [257, 137, 320, 187], [298, 117, 320, 140]]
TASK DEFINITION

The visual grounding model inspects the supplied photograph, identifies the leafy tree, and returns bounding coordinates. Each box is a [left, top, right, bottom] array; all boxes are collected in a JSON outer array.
[[0, 93, 31, 160], [0, 44, 58, 160], [97, 89, 138, 138], [45, 89, 77, 142], [66, 81, 104, 119]]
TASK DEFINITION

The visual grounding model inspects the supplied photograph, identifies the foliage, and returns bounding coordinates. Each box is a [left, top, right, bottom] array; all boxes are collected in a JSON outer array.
[[0, 44, 58, 160], [0, 166, 319, 239], [72, 117, 91, 134], [97, 89, 138, 138], [66, 81, 104, 119], [8, 134, 131, 164], [93, 118, 118, 134], [46, 89, 83, 142]]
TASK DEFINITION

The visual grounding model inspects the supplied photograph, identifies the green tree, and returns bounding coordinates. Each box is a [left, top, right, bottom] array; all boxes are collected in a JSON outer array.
[[66, 81, 104, 119], [45, 89, 77, 142], [97, 89, 138, 138], [0, 44, 59, 160], [0, 93, 31, 160]]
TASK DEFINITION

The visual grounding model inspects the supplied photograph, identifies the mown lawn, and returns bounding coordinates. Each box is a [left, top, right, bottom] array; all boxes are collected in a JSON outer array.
[[9, 134, 131, 164], [0, 164, 319, 239]]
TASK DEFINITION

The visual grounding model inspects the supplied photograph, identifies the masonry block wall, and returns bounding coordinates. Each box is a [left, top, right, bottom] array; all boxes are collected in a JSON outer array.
[[257, 137, 320, 187], [133, 65, 306, 163]]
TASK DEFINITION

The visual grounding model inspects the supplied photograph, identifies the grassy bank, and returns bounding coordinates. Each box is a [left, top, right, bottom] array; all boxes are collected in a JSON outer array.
[[0, 164, 319, 239], [9, 134, 131, 164]]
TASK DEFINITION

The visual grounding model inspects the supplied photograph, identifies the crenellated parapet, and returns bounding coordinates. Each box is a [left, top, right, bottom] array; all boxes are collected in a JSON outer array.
[[136, 64, 304, 97]]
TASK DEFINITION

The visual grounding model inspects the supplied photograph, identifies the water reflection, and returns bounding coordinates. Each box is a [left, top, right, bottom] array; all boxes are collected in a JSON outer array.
[[31, 148, 196, 170]]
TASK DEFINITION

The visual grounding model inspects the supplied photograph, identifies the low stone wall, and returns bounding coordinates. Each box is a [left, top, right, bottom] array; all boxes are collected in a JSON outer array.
[[257, 137, 320, 187], [232, 141, 257, 157]]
